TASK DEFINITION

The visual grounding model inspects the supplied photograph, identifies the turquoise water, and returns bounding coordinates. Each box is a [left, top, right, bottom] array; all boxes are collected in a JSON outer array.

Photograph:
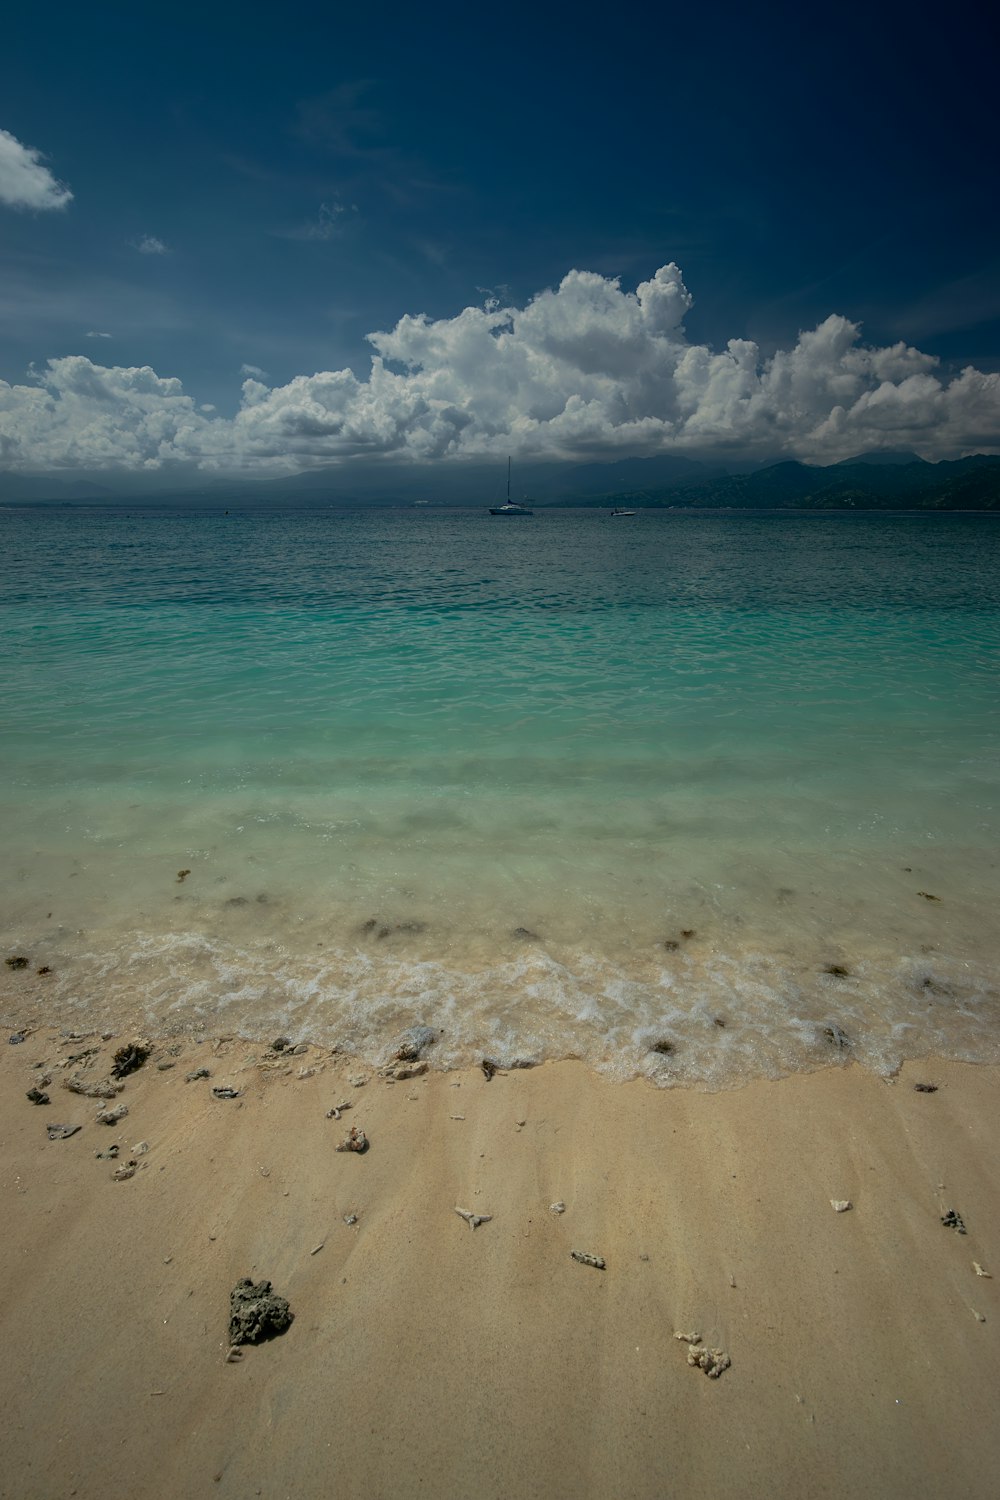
[[2, 504, 999, 1085]]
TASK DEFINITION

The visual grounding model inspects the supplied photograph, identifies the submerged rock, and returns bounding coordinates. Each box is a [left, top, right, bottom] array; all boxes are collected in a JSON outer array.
[[393, 1025, 439, 1062], [228, 1278, 293, 1345]]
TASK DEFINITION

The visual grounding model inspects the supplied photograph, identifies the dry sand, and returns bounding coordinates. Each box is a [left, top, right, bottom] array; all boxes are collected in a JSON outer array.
[[2, 1027, 999, 1500]]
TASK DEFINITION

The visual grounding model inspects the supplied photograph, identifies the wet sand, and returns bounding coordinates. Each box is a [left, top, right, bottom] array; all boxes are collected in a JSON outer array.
[[1, 1029, 999, 1499]]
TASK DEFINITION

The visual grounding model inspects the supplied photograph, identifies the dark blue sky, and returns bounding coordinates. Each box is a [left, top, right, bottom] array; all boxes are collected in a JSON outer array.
[[1, 0, 997, 474]]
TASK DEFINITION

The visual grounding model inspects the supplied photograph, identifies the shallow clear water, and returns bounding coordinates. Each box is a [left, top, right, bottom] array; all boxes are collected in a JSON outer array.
[[2, 504, 999, 1085]]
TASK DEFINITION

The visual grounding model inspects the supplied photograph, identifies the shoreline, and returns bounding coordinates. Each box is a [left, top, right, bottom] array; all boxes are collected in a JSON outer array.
[[2, 1027, 999, 1498]]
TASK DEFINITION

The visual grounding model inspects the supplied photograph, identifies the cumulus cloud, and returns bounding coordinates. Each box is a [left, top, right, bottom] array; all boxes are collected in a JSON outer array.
[[0, 127, 72, 211], [1, 264, 998, 473], [132, 234, 170, 255], [240, 363, 267, 378]]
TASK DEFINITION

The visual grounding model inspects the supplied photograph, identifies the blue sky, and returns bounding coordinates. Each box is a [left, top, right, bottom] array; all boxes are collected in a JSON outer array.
[[1, 0, 998, 477]]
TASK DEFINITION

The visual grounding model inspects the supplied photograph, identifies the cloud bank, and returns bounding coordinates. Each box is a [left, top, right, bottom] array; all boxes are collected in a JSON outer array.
[[0, 128, 72, 211], [2, 264, 998, 474]]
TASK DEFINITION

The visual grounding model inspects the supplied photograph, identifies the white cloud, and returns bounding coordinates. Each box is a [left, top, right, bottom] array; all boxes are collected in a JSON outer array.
[[0, 127, 72, 211], [86, 330, 112, 339], [240, 363, 267, 378], [1, 263, 998, 474], [132, 234, 170, 255]]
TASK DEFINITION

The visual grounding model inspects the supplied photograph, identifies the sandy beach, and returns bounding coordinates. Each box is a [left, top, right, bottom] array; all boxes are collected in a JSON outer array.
[[1, 1028, 999, 1499]]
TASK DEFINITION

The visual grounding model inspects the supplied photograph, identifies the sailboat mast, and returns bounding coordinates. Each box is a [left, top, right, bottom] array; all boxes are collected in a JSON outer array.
[[507, 455, 511, 504]]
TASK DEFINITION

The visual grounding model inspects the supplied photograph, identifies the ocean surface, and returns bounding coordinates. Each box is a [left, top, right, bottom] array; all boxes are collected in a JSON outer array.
[[2, 503, 999, 1086]]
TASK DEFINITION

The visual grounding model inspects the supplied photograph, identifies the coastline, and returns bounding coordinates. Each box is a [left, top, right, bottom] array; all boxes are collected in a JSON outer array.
[[2, 1028, 999, 1498]]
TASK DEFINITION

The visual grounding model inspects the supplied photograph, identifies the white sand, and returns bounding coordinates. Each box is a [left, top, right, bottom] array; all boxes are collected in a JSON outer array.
[[2, 1031, 999, 1499]]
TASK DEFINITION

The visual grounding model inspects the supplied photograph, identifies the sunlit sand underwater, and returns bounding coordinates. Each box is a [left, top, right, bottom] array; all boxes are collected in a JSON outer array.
[[3, 504, 999, 1085]]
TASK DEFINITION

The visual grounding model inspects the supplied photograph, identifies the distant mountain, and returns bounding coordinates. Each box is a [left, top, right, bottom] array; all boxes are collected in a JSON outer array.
[[3, 452, 998, 510], [831, 449, 924, 467], [554, 455, 1000, 511], [0, 453, 729, 509]]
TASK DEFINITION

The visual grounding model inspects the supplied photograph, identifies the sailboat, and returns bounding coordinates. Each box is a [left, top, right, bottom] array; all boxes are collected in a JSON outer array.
[[489, 457, 533, 515]]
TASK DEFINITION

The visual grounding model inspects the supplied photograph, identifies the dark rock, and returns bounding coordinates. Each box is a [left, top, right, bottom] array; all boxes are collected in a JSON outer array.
[[680, 929, 696, 940], [941, 1209, 967, 1235], [713, 1016, 727, 1028], [481, 1058, 497, 1081], [8, 1031, 26, 1044], [228, 1278, 293, 1346], [917, 891, 941, 901], [512, 927, 538, 940], [824, 964, 850, 977], [111, 1042, 151, 1078], [185, 1067, 211, 1082], [360, 918, 377, 933], [211, 1086, 241, 1100], [176, 869, 191, 883], [271, 1037, 290, 1052], [36, 966, 52, 975], [47, 1123, 81, 1140], [5, 956, 29, 970], [663, 940, 680, 952], [822, 1024, 851, 1050], [650, 1039, 675, 1055], [914, 1083, 938, 1093], [26, 1087, 49, 1105]]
